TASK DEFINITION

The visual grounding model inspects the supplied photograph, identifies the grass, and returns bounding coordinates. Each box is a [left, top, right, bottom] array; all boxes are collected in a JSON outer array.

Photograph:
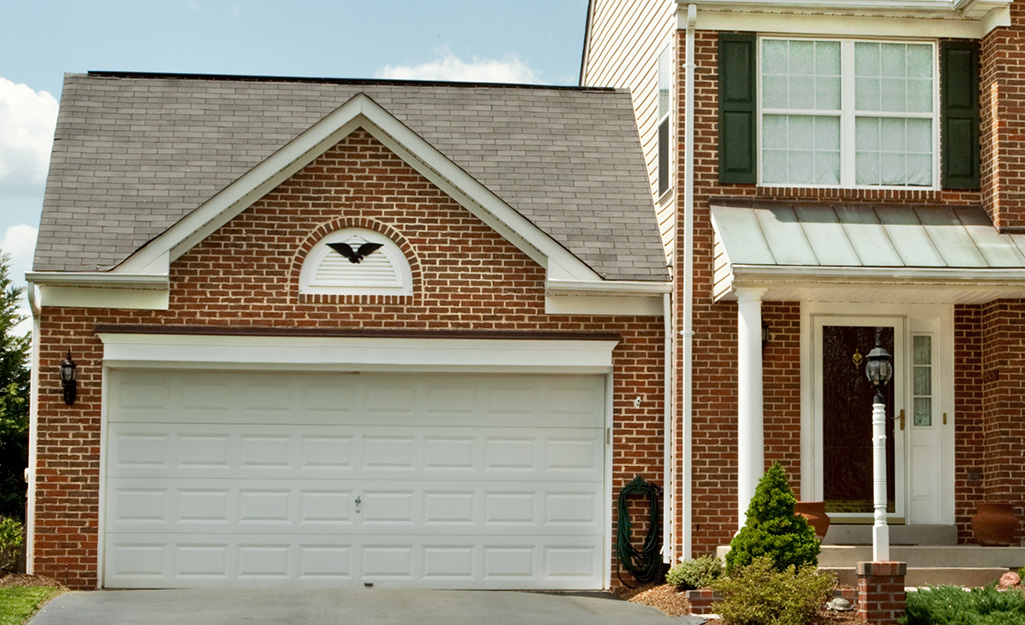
[[0, 587, 61, 625]]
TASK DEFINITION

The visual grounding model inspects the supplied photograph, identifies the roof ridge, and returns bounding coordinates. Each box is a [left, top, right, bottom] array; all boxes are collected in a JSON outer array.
[[83, 70, 619, 92]]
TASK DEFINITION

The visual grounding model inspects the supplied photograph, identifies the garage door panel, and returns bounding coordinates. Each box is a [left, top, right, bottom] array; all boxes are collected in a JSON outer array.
[[105, 535, 604, 589], [107, 479, 602, 535], [108, 426, 601, 481], [110, 371, 604, 430], [105, 371, 606, 589]]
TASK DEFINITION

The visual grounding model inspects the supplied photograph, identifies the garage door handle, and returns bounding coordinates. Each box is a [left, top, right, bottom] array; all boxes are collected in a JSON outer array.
[[355, 496, 362, 506]]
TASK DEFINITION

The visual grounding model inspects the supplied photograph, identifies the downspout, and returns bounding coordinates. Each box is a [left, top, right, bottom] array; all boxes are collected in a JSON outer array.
[[662, 292, 673, 563], [681, 2, 697, 561], [26, 282, 40, 574]]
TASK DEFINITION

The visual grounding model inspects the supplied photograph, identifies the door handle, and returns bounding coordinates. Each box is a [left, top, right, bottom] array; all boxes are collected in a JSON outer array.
[[898, 409, 905, 431]]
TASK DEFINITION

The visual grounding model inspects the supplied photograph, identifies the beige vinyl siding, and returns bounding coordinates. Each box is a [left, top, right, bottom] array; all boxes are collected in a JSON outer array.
[[582, 0, 676, 259]]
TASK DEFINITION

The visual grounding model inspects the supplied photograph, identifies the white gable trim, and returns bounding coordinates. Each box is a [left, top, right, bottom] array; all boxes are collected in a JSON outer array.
[[685, 1, 1011, 38], [114, 93, 601, 284], [97, 333, 619, 374]]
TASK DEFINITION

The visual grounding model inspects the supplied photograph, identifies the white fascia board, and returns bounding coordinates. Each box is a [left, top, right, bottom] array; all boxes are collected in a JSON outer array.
[[684, 1, 1010, 37], [545, 294, 664, 316], [27, 272, 170, 310], [734, 264, 1025, 282], [36, 286, 169, 310], [115, 93, 601, 284], [720, 264, 1025, 303], [97, 333, 619, 374], [544, 278, 672, 316]]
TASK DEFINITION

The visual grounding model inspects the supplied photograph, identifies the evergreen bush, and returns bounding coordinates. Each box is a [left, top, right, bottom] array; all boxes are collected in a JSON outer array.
[[900, 585, 1025, 625], [725, 462, 820, 573], [0, 516, 23, 572], [665, 555, 723, 590], [712, 555, 836, 625]]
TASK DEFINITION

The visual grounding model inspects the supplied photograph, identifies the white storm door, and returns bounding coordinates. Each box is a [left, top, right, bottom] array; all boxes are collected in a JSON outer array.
[[904, 314, 954, 525], [103, 370, 607, 589]]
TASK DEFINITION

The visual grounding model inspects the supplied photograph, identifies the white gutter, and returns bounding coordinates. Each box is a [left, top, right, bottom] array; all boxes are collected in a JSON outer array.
[[681, 2, 697, 561], [25, 282, 40, 574], [730, 264, 1025, 283], [545, 279, 673, 295], [25, 272, 169, 289]]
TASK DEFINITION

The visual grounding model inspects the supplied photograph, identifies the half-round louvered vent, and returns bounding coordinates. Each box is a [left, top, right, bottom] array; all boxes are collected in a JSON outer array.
[[299, 228, 412, 295]]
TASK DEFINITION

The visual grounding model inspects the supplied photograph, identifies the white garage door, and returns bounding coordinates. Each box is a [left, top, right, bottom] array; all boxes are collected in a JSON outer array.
[[103, 369, 607, 589]]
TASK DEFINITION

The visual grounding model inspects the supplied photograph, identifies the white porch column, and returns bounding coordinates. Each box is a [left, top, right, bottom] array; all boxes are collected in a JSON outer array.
[[736, 287, 766, 528]]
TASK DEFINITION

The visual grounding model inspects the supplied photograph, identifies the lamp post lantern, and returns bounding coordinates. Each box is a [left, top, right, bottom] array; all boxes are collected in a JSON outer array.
[[864, 334, 893, 561]]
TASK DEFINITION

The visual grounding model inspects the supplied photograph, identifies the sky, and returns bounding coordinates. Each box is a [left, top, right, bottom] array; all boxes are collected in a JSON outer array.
[[0, 0, 591, 333]]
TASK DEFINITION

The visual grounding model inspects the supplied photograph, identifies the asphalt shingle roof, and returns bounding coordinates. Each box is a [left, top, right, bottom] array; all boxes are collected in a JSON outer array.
[[36, 73, 669, 282]]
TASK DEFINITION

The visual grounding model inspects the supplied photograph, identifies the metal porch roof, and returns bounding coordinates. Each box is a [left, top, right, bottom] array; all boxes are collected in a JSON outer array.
[[710, 202, 1025, 304]]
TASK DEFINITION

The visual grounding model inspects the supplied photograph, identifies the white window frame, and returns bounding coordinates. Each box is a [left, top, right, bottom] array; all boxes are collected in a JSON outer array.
[[757, 36, 940, 190], [657, 43, 673, 198]]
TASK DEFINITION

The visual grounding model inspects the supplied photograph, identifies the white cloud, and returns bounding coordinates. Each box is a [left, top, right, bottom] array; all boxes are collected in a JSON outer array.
[[0, 78, 58, 188], [377, 51, 541, 84], [2, 224, 36, 336]]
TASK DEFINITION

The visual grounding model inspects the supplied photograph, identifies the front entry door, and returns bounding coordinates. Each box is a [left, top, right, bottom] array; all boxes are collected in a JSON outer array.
[[814, 318, 905, 521]]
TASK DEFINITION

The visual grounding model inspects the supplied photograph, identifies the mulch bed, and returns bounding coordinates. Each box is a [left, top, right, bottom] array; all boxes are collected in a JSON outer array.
[[0, 573, 67, 589], [612, 582, 871, 624]]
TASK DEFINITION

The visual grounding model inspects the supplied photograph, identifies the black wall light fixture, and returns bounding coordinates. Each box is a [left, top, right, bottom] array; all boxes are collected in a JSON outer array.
[[60, 351, 77, 406]]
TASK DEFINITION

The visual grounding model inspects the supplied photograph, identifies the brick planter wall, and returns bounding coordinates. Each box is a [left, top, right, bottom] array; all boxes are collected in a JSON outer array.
[[857, 561, 907, 625]]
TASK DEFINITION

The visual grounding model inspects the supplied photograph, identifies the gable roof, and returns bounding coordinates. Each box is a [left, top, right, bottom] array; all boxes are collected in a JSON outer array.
[[35, 72, 669, 282]]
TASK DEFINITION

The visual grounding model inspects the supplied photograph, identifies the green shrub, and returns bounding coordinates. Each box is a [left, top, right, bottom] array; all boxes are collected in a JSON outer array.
[[666, 555, 723, 590], [0, 516, 22, 572], [725, 463, 820, 574], [900, 585, 1025, 625], [712, 555, 836, 625]]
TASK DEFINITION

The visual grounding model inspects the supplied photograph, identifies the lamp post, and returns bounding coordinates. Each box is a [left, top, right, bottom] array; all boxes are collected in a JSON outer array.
[[864, 335, 893, 562]]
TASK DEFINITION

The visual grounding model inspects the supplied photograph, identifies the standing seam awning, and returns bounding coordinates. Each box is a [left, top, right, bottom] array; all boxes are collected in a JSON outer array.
[[710, 202, 1025, 304]]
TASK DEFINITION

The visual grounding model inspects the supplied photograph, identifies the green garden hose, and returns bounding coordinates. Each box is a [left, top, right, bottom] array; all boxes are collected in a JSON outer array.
[[615, 475, 663, 587]]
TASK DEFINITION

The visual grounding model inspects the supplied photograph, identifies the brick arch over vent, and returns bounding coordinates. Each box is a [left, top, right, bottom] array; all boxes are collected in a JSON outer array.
[[290, 217, 422, 306]]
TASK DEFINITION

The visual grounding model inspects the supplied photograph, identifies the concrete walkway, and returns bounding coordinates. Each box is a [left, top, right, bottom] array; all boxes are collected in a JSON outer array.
[[29, 589, 684, 625]]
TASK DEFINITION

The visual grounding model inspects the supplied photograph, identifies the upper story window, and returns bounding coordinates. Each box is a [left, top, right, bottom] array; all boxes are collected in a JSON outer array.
[[759, 38, 936, 188], [657, 44, 673, 196], [718, 33, 979, 191]]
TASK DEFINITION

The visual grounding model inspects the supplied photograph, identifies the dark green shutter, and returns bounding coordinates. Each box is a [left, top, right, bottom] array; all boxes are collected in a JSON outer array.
[[941, 40, 980, 190], [718, 32, 757, 184]]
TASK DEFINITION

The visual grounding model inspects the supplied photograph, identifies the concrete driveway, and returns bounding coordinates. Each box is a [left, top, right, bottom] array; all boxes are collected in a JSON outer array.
[[29, 589, 691, 625]]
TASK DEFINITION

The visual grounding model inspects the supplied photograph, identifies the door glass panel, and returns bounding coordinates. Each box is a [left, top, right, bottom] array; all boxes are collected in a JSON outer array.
[[822, 326, 895, 514], [912, 335, 933, 427]]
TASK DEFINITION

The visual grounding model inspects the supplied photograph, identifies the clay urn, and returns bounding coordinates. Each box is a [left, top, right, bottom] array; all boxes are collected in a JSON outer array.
[[794, 501, 830, 540], [971, 502, 1020, 546]]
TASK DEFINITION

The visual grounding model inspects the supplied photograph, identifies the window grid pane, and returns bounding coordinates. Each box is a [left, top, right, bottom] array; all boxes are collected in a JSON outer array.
[[762, 115, 840, 185], [760, 38, 936, 188], [912, 336, 933, 427], [855, 117, 932, 186]]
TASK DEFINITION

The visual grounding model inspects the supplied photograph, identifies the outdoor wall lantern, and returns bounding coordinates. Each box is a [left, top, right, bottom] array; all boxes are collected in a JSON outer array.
[[865, 339, 893, 401], [60, 350, 77, 406], [864, 333, 893, 562]]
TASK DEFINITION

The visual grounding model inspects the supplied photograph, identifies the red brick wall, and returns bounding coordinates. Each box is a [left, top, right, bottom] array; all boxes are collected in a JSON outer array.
[[675, 27, 1012, 557], [32, 129, 666, 588], [981, 2, 1025, 231]]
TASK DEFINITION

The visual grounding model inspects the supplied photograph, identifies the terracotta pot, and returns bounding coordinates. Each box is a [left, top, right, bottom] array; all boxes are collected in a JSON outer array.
[[971, 502, 1020, 546], [794, 501, 830, 540]]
